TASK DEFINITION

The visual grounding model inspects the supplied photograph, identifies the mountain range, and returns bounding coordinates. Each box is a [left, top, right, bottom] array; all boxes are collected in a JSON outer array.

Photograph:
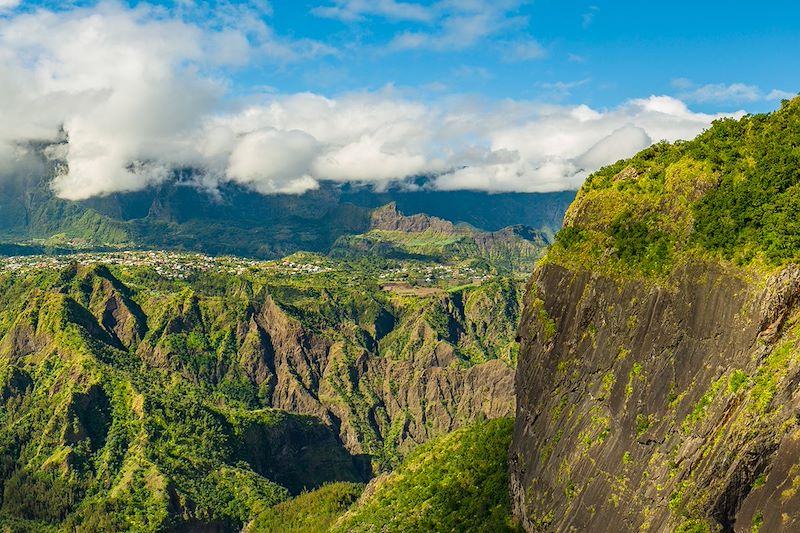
[[0, 156, 573, 260], [4, 95, 800, 532]]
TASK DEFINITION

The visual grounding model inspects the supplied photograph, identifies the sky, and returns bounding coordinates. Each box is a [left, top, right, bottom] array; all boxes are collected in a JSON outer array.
[[0, 0, 798, 199]]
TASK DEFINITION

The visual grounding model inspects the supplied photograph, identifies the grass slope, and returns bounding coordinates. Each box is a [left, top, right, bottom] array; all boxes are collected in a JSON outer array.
[[332, 418, 518, 533], [248, 482, 364, 533]]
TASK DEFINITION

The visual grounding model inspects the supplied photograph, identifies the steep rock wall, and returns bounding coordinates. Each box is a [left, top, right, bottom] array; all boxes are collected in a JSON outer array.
[[510, 260, 800, 532]]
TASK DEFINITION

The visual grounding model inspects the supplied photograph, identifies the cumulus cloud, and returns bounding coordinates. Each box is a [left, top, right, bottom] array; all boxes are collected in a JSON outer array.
[[0, 2, 226, 198], [197, 92, 734, 195], [227, 129, 320, 194], [431, 96, 731, 192], [0, 2, 740, 199]]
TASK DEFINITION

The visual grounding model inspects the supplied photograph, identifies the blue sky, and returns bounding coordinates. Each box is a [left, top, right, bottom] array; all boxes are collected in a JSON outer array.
[[0, 0, 797, 197], [273, 1, 798, 113], [188, 0, 797, 112], [10, 0, 798, 110]]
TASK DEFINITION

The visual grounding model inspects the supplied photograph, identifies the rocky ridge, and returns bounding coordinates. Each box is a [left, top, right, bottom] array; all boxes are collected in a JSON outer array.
[[510, 97, 800, 532], [0, 255, 520, 529]]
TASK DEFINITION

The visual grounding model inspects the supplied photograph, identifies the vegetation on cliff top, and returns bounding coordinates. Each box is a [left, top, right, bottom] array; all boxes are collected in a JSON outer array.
[[548, 96, 800, 278], [247, 482, 365, 533]]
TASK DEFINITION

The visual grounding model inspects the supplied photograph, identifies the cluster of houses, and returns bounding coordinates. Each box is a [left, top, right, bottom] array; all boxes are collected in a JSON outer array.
[[377, 263, 490, 285], [0, 251, 251, 279], [0, 250, 489, 287]]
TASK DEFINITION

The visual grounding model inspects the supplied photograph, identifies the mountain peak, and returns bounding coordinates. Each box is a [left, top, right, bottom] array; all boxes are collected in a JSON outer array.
[[370, 202, 458, 234]]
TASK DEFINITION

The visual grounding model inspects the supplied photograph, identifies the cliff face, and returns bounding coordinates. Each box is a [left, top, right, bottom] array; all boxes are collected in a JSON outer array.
[[0, 261, 517, 481], [511, 260, 800, 532], [132, 276, 518, 465], [331, 202, 548, 273], [510, 98, 800, 532]]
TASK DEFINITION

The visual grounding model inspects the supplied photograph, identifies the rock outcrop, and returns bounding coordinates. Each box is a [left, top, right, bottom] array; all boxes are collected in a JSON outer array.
[[510, 97, 800, 532], [331, 202, 549, 272]]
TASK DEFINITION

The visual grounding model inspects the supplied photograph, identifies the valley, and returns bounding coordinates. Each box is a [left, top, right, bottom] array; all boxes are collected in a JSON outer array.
[[0, 245, 523, 531], [0, 2, 793, 532]]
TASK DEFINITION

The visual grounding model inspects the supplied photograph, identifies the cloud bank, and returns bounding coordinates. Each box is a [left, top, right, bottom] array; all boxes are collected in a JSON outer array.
[[0, 2, 739, 200]]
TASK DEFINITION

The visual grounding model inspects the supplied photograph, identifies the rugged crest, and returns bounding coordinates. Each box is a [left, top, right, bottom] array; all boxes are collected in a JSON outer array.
[[0, 258, 519, 529], [510, 97, 800, 532], [331, 202, 549, 272]]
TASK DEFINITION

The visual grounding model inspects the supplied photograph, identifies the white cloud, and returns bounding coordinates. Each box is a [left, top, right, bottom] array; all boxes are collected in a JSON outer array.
[[324, 0, 528, 52], [683, 83, 761, 104], [227, 129, 320, 194], [0, 0, 20, 11], [432, 95, 733, 193], [389, 8, 526, 51], [0, 3, 742, 199], [315, 0, 540, 64], [670, 77, 694, 90], [312, 0, 434, 22], [536, 79, 589, 98], [0, 1, 334, 199], [208, 93, 734, 195], [766, 89, 797, 101], [500, 38, 546, 62], [675, 80, 796, 104]]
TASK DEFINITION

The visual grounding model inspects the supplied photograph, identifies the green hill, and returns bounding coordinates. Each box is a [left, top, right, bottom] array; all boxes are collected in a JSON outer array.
[[246, 418, 518, 533], [332, 418, 517, 533], [548, 96, 800, 279], [330, 203, 548, 274], [0, 166, 572, 260]]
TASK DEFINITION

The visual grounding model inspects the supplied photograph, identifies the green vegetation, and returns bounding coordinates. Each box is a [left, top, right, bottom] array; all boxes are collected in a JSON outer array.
[[728, 369, 749, 394], [0, 254, 521, 531], [636, 413, 653, 436], [674, 518, 712, 533], [682, 378, 723, 433], [547, 96, 800, 278], [750, 341, 796, 413], [332, 418, 518, 533], [0, 172, 572, 261], [331, 226, 545, 275], [249, 482, 364, 533], [751, 510, 764, 532]]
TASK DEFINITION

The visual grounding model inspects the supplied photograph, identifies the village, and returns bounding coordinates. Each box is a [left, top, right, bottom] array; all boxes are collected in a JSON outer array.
[[0, 250, 493, 287]]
